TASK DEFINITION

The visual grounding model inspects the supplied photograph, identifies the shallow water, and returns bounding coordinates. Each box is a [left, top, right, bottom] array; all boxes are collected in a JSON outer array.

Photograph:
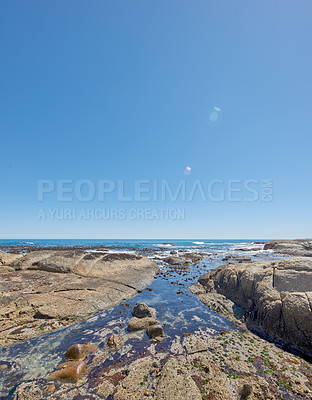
[[0, 240, 280, 398]]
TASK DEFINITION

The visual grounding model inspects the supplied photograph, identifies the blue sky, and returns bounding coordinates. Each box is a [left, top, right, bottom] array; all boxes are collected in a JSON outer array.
[[0, 0, 311, 239]]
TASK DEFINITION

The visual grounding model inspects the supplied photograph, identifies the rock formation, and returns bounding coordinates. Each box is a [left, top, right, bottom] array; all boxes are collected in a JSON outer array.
[[0, 250, 159, 346], [264, 239, 312, 256], [197, 257, 312, 359]]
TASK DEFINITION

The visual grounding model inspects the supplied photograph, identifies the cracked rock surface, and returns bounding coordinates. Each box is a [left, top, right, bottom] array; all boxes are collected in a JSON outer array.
[[0, 250, 159, 346]]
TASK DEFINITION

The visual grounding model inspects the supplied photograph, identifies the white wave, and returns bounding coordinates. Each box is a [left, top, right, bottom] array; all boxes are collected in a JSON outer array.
[[154, 243, 175, 247], [192, 242, 205, 245]]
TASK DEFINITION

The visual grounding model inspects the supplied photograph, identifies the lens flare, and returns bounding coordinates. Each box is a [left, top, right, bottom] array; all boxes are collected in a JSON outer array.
[[184, 166, 192, 175], [208, 106, 222, 124]]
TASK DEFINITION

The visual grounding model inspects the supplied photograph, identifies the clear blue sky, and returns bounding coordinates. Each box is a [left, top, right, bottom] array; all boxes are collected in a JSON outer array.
[[0, 0, 311, 239]]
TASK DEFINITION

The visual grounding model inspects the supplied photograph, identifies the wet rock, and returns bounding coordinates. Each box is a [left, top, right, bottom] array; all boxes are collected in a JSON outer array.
[[180, 252, 204, 264], [65, 344, 86, 360], [107, 333, 123, 349], [13, 381, 42, 400], [146, 324, 164, 338], [132, 303, 156, 318], [222, 255, 252, 263], [155, 356, 202, 400], [236, 247, 262, 252], [127, 316, 159, 332], [64, 343, 97, 360], [46, 360, 86, 382], [163, 256, 193, 266]]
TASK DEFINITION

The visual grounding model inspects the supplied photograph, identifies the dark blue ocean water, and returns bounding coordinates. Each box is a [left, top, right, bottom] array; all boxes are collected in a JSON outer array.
[[0, 238, 268, 251]]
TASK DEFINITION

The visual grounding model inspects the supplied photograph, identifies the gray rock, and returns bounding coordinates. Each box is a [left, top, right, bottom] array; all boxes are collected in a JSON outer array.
[[222, 255, 252, 263], [127, 317, 159, 332], [146, 324, 164, 338], [0, 251, 23, 266], [132, 303, 156, 318], [163, 256, 193, 266], [198, 257, 312, 358], [0, 266, 15, 273], [180, 252, 204, 264], [198, 292, 245, 322], [264, 239, 312, 257], [188, 282, 206, 294]]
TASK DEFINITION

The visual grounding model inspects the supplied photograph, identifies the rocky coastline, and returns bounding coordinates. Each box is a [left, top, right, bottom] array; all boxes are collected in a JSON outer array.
[[1, 241, 312, 399]]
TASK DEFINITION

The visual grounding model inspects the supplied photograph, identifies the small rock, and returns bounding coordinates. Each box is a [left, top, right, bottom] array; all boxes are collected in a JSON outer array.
[[64, 343, 97, 360], [163, 256, 192, 266], [127, 317, 159, 332], [132, 303, 156, 318], [46, 360, 86, 382], [107, 333, 123, 349], [65, 344, 86, 360], [146, 324, 164, 338], [222, 255, 251, 263]]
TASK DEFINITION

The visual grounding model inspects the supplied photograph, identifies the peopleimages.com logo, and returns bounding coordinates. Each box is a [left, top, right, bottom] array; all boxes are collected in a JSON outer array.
[[37, 179, 273, 203]]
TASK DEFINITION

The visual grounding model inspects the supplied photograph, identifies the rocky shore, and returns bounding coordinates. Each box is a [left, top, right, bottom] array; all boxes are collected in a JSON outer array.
[[195, 257, 312, 360], [11, 311, 312, 400], [0, 250, 158, 346], [1, 243, 312, 399], [264, 239, 312, 257]]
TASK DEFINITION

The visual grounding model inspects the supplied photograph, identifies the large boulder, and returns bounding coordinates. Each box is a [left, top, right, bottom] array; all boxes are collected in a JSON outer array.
[[0, 250, 159, 346], [198, 257, 312, 359]]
